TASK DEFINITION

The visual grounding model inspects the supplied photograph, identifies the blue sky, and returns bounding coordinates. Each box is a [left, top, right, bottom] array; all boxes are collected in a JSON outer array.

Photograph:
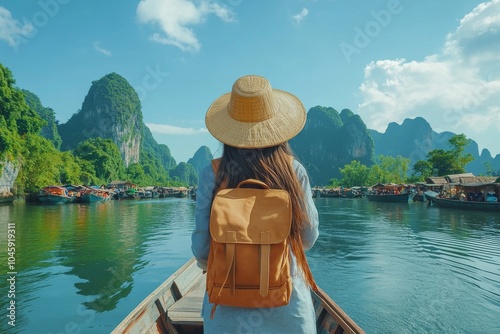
[[1, 0, 499, 163]]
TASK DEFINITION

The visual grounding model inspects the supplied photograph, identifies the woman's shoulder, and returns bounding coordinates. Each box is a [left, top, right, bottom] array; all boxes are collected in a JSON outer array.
[[200, 162, 214, 174], [292, 158, 307, 176], [199, 162, 216, 182]]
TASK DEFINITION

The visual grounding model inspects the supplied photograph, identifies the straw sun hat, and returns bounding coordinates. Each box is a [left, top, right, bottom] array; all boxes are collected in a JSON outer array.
[[205, 75, 306, 149]]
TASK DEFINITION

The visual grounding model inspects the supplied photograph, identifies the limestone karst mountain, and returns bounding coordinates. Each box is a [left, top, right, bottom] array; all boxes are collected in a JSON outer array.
[[187, 146, 213, 174], [369, 117, 500, 176], [58, 73, 143, 167], [290, 106, 375, 185], [57, 72, 175, 171]]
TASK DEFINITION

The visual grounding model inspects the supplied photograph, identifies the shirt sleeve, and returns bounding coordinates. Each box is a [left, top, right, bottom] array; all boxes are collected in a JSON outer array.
[[191, 164, 215, 270], [293, 160, 320, 251]]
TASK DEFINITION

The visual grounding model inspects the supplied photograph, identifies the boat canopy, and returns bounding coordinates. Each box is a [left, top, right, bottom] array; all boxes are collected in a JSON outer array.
[[370, 183, 408, 189]]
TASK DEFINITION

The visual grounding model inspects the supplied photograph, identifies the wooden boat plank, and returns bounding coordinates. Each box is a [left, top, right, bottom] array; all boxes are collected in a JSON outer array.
[[112, 260, 198, 334], [167, 279, 204, 325], [168, 261, 203, 297], [114, 301, 164, 334]]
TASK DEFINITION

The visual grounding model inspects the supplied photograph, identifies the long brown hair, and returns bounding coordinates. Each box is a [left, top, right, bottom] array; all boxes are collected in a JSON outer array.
[[213, 142, 317, 290]]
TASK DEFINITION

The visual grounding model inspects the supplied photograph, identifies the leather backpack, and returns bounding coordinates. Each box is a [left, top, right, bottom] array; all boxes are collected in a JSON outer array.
[[206, 160, 293, 316]]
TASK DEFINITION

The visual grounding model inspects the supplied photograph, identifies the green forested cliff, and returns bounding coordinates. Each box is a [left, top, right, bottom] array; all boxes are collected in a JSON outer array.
[[141, 124, 177, 171], [290, 106, 375, 185], [22, 89, 62, 150], [187, 146, 213, 174], [58, 72, 143, 166], [57, 72, 179, 178], [0, 65, 44, 160], [0, 64, 193, 197], [0, 63, 60, 195], [170, 162, 198, 185]]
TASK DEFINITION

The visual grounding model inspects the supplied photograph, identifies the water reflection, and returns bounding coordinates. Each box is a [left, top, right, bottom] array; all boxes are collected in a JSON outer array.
[[2, 197, 499, 333], [0, 204, 64, 331], [310, 198, 500, 333], [58, 202, 146, 312], [0, 199, 198, 333]]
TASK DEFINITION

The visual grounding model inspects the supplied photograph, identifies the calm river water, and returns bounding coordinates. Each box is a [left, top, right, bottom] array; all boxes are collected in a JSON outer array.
[[0, 197, 499, 333]]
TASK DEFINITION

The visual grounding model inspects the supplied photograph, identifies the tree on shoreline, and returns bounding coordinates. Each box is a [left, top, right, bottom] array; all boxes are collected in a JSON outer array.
[[338, 160, 369, 187], [331, 155, 410, 187], [412, 134, 474, 179]]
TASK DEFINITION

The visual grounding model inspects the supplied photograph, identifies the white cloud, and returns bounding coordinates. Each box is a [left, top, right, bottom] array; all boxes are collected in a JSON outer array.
[[146, 122, 208, 135], [0, 6, 34, 47], [358, 0, 500, 155], [93, 41, 112, 57], [292, 8, 309, 25], [136, 0, 235, 52], [444, 0, 500, 74]]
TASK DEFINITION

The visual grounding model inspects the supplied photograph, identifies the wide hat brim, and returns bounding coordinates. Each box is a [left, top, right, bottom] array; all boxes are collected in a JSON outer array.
[[205, 88, 306, 149]]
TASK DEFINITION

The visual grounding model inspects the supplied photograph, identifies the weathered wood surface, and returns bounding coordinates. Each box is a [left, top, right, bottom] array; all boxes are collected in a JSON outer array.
[[167, 279, 204, 325], [111, 259, 203, 334]]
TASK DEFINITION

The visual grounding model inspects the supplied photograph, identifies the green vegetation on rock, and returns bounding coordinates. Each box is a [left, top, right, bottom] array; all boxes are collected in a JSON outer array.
[[73, 138, 126, 184], [169, 162, 198, 186], [187, 146, 213, 174], [22, 89, 62, 149], [0, 64, 43, 160], [58, 72, 143, 156], [370, 117, 497, 176], [291, 106, 375, 185]]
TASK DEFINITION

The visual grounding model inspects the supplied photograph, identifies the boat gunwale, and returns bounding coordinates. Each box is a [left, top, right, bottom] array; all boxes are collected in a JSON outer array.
[[112, 257, 365, 334], [312, 287, 365, 334], [111, 258, 201, 334]]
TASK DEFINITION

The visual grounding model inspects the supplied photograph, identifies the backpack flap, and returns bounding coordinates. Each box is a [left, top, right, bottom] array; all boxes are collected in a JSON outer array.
[[210, 185, 292, 244]]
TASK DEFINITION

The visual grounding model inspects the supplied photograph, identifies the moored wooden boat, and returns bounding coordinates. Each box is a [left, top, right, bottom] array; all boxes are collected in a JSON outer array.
[[79, 187, 113, 203], [424, 189, 500, 212], [317, 188, 346, 198], [423, 190, 439, 203], [366, 183, 415, 203], [112, 257, 364, 334], [169, 187, 189, 198], [366, 192, 414, 203], [38, 193, 73, 204], [345, 187, 363, 198], [37, 186, 75, 204], [430, 195, 500, 212]]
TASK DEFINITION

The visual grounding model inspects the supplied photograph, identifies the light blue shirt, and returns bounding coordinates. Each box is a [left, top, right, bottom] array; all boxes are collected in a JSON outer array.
[[191, 159, 319, 333]]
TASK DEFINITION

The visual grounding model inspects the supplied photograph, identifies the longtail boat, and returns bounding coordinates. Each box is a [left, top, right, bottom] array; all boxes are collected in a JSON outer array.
[[366, 183, 415, 203], [112, 257, 364, 334], [424, 182, 500, 212], [79, 186, 113, 203], [37, 186, 75, 204]]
